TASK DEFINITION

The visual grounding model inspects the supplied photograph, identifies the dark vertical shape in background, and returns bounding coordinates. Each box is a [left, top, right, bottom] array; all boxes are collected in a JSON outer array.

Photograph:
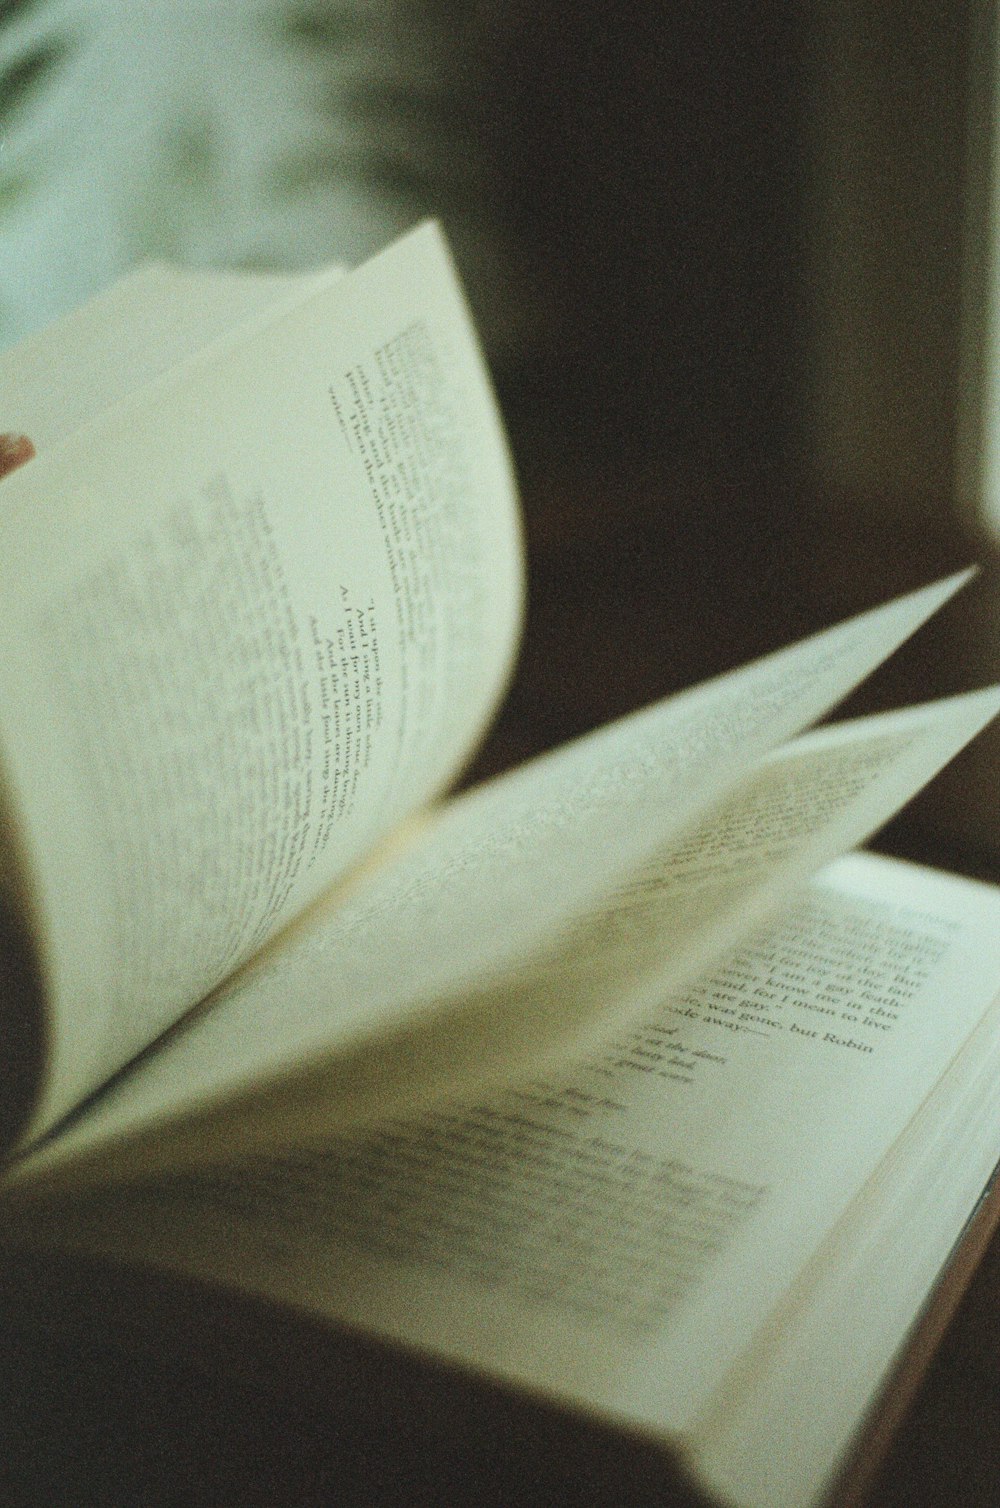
[[492, 0, 809, 495], [470, 2, 814, 774]]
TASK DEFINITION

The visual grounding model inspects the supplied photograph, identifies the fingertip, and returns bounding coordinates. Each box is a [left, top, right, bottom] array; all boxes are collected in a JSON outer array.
[[0, 434, 36, 479]]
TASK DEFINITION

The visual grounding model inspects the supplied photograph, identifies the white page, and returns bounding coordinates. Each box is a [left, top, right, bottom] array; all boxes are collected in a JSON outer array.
[[14, 676, 998, 1189], [0, 261, 344, 450], [0, 261, 337, 922], [9, 856, 1000, 1490], [0, 224, 523, 1133], [692, 982, 1000, 1507]]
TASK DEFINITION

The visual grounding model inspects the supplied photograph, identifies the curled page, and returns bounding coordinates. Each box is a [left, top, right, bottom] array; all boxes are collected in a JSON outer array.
[[14, 597, 997, 1187], [0, 224, 523, 1139]]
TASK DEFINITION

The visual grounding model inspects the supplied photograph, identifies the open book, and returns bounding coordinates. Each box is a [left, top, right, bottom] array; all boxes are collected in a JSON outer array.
[[2, 223, 1000, 1507]]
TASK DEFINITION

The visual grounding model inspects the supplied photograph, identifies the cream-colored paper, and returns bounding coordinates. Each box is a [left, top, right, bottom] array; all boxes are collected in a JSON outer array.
[[11, 855, 1000, 1508], [0, 260, 344, 450], [0, 225, 523, 1133], [15, 680, 999, 1192]]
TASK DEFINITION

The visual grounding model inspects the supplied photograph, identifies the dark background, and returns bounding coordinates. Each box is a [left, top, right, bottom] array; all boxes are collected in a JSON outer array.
[[467, 0, 1000, 880]]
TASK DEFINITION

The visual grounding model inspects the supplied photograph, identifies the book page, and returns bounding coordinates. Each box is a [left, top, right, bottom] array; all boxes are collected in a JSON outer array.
[[0, 224, 523, 1136], [0, 261, 344, 450], [14, 671, 998, 1190], [8, 859, 1000, 1497], [0, 260, 334, 971], [692, 976, 1000, 1508]]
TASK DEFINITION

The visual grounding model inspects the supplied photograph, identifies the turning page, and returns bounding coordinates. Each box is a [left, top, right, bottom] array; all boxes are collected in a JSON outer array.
[[12, 595, 997, 1186], [0, 224, 523, 1138], [0, 259, 346, 451]]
